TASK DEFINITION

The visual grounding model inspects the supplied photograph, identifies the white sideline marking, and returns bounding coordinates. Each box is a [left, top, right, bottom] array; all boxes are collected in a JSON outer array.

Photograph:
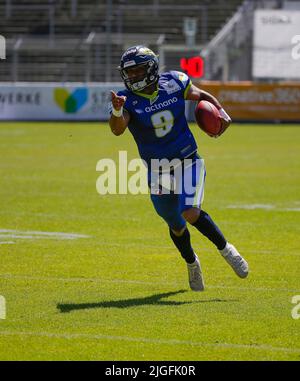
[[226, 204, 300, 212], [0, 330, 298, 354], [0, 229, 90, 241], [0, 241, 15, 245], [0, 273, 299, 292], [227, 204, 275, 210]]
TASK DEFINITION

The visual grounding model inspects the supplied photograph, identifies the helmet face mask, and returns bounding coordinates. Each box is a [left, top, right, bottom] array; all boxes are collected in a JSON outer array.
[[118, 46, 159, 92]]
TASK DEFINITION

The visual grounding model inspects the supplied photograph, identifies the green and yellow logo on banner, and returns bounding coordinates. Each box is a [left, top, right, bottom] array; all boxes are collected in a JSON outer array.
[[54, 88, 88, 113]]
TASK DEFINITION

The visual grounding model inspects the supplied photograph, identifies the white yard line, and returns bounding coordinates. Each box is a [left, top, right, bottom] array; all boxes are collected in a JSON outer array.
[[226, 204, 300, 212], [227, 204, 275, 210], [0, 330, 298, 354], [0, 273, 299, 292], [0, 229, 90, 241]]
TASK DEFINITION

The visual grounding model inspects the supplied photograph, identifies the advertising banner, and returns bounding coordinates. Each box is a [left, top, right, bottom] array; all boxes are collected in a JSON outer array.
[[0, 83, 123, 121], [1, 81, 300, 122], [253, 10, 300, 79], [196, 81, 300, 122]]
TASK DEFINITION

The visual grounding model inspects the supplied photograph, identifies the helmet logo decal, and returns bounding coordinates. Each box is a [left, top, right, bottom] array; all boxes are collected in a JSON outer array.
[[123, 48, 137, 56], [136, 48, 155, 56], [123, 60, 136, 68]]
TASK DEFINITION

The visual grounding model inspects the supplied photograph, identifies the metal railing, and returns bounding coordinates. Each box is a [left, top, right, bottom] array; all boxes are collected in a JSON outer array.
[[200, 0, 256, 81]]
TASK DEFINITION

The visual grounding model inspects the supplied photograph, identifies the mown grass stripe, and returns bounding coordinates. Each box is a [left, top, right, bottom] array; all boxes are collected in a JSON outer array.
[[0, 273, 298, 292], [0, 330, 299, 354]]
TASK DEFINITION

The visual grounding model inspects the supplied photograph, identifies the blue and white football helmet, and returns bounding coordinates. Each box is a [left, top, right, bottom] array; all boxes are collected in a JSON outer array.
[[118, 45, 159, 92]]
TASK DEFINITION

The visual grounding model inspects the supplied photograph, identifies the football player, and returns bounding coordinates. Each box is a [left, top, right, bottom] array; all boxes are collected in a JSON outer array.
[[109, 45, 248, 291]]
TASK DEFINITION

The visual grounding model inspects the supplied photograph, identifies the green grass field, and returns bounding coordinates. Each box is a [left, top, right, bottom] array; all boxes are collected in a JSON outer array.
[[0, 122, 299, 360]]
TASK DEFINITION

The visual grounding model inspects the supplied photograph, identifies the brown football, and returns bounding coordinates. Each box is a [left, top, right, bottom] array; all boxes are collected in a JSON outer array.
[[195, 100, 222, 137]]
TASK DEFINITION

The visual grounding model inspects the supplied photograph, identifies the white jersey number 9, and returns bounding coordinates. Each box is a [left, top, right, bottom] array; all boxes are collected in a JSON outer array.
[[151, 110, 174, 138]]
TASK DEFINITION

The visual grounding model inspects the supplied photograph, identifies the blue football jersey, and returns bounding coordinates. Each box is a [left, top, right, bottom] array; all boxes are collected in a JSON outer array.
[[114, 71, 197, 166]]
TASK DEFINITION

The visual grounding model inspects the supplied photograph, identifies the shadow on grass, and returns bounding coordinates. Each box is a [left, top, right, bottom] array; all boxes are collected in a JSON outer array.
[[57, 290, 237, 313]]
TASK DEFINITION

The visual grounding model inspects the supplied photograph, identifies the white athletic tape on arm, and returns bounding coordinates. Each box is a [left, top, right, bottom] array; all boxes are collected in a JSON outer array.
[[112, 106, 123, 117]]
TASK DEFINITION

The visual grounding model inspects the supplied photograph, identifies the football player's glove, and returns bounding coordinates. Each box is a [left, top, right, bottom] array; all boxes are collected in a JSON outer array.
[[216, 108, 231, 137]]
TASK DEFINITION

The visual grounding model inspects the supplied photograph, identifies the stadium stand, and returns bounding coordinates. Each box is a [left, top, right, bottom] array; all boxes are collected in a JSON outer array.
[[0, 0, 243, 82]]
